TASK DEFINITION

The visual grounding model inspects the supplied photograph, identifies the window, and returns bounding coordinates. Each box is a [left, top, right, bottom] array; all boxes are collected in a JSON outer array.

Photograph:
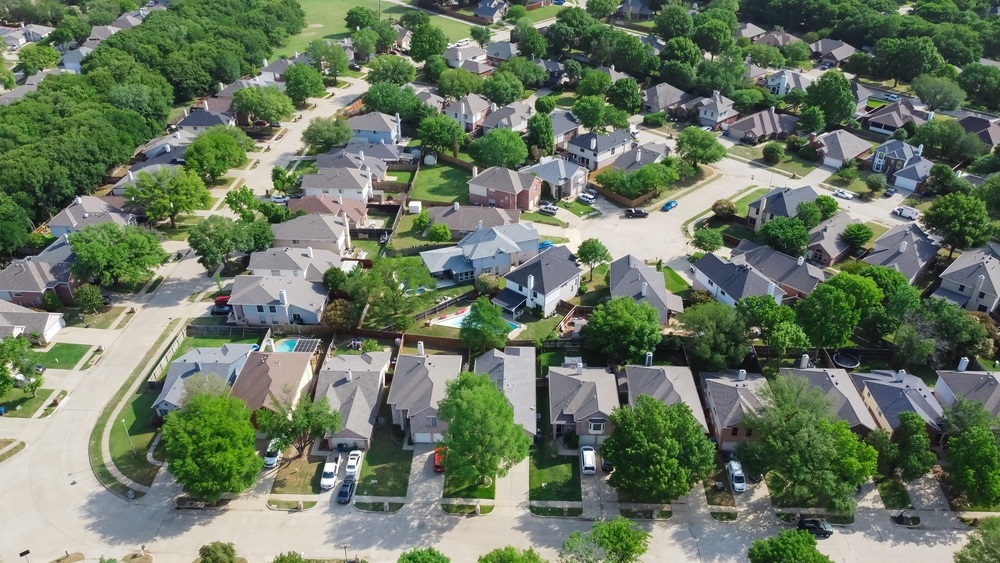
[[270, 270, 280, 276], [980, 291, 987, 299], [746, 428, 753, 437], [426, 415, 438, 427], [589, 420, 605, 433], [269, 306, 277, 313], [959, 284, 966, 292], [730, 427, 739, 436], [708, 280, 714, 286], [256, 305, 264, 312], [11, 292, 20, 298]]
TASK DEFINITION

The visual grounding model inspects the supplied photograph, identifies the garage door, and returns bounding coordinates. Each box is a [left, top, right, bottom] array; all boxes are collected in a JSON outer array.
[[413, 432, 433, 443], [432, 433, 444, 442], [579, 435, 597, 446]]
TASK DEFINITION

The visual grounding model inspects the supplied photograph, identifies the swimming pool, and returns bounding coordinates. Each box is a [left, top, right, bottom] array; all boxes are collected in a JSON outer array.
[[276, 339, 299, 352], [435, 312, 519, 332]]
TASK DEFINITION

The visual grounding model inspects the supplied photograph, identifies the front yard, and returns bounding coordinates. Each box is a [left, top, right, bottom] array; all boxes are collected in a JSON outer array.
[[732, 187, 768, 217], [64, 305, 128, 330], [876, 476, 913, 509], [558, 199, 597, 217], [410, 164, 472, 204], [271, 454, 325, 494], [0, 387, 54, 418], [522, 211, 568, 227], [36, 343, 92, 370], [109, 386, 161, 487], [727, 144, 819, 178], [356, 405, 413, 497], [530, 387, 582, 502], [443, 470, 496, 499]]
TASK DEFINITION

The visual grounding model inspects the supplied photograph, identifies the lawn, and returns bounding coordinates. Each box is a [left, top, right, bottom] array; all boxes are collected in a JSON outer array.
[[703, 454, 737, 507], [727, 144, 818, 177], [291, 159, 318, 175], [662, 267, 691, 295], [357, 404, 415, 497], [387, 169, 414, 184], [558, 199, 597, 217], [389, 212, 455, 252], [539, 350, 564, 376], [865, 222, 889, 249], [109, 387, 161, 486], [64, 306, 127, 330], [0, 387, 53, 418], [875, 476, 913, 509], [271, 454, 325, 494], [522, 211, 568, 227], [444, 470, 497, 499], [731, 187, 768, 217], [171, 336, 261, 364], [530, 388, 582, 501], [517, 312, 564, 342], [525, 4, 563, 21], [410, 164, 472, 204], [353, 239, 384, 258], [157, 215, 206, 242], [553, 91, 576, 108], [36, 343, 92, 370]]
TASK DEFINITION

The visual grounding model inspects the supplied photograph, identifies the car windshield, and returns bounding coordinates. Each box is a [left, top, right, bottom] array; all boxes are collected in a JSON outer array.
[[322, 471, 334, 478], [266, 449, 278, 457], [733, 475, 745, 483]]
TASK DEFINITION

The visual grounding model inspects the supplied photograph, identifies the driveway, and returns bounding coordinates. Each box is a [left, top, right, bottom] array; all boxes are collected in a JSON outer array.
[[403, 445, 442, 507]]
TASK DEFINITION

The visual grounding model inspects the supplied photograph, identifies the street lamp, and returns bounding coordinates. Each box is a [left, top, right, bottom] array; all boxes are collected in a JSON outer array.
[[342, 545, 350, 563], [122, 418, 136, 455]]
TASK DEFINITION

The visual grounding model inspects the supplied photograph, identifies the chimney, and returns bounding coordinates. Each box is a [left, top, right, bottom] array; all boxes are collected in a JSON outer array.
[[576, 362, 583, 375], [737, 369, 747, 381], [342, 211, 351, 249], [359, 150, 365, 161], [899, 240, 907, 253], [453, 201, 460, 211], [338, 194, 343, 205], [894, 369, 906, 382], [195, 361, 202, 372], [712, 90, 720, 99], [958, 357, 970, 372], [477, 219, 483, 230], [457, 49, 463, 61], [767, 282, 776, 296], [306, 246, 313, 259], [183, 108, 188, 117], [641, 282, 647, 297], [417, 341, 425, 356], [610, 64, 615, 72], [174, 131, 180, 139], [165, 145, 172, 153], [527, 274, 535, 292], [278, 290, 288, 306], [926, 111, 934, 121], [73, 196, 81, 205], [916, 144, 924, 156], [799, 354, 809, 368], [590, 136, 597, 150], [796, 255, 804, 266], [346, 369, 353, 382], [645, 351, 653, 366], [219, 82, 225, 92], [635, 147, 642, 163], [472, 166, 478, 177], [490, 102, 497, 113], [263, 58, 268, 67]]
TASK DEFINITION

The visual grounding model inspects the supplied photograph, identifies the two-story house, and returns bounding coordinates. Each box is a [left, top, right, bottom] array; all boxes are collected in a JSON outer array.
[[314, 347, 393, 451], [551, 110, 581, 149], [765, 69, 814, 97], [565, 129, 634, 171], [301, 167, 373, 201], [474, 347, 538, 437], [808, 129, 872, 169], [386, 351, 463, 443], [347, 111, 401, 144], [519, 156, 589, 199], [851, 370, 944, 444], [691, 252, 786, 306], [443, 94, 493, 133], [444, 44, 488, 68], [482, 101, 532, 133], [287, 196, 369, 227], [494, 245, 582, 317], [48, 196, 136, 238], [935, 364, 1000, 419], [428, 203, 521, 239], [420, 222, 539, 283], [866, 100, 931, 135], [730, 241, 828, 299], [548, 363, 619, 447], [746, 185, 820, 231], [864, 223, 939, 284], [700, 370, 768, 451], [610, 254, 683, 324], [642, 82, 695, 114], [228, 275, 328, 325], [697, 91, 737, 130], [152, 344, 256, 417], [933, 243, 1000, 312], [270, 214, 350, 254], [249, 246, 346, 283], [867, 139, 933, 191], [474, 0, 509, 23], [467, 166, 542, 210]]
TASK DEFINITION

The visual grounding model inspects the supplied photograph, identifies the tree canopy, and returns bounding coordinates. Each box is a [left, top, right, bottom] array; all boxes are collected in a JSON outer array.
[[256, 390, 342, 458], [560, 516, 650, 563], [68, 223, 167, 287], [301, 116, 352, 153], [577, 238, 612, 280], [126, 167, 210, 229], [677, 301, 749, 370], [676, 127, 727, 168], [184, 128, 247, 183], [468, 128, 528, 169], [955, 516, 1000, 563], [283, 63, 325, 106], [584, 298, 663, 364], [231, 86, 295, 124], [366, 55, 417, 86], [459, 297, 510, 354], [748, 530, 832, 563], [922, 192, 992, 258]]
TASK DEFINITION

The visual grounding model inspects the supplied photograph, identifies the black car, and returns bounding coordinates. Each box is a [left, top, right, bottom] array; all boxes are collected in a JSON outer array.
[[624, 208, 648, 218], [884, 187, 897, 197], [102, 295, 112, 305], [601, 458, 612, 472], [337, 476, 357, 504], [210, 305, 232, 316], [349, 62, 361, 71], [797, 518, 833, 538]]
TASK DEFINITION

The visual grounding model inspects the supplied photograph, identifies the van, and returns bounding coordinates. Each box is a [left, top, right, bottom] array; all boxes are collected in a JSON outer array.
[[580, 446, 597, 475], [893, 206, 919, 220]]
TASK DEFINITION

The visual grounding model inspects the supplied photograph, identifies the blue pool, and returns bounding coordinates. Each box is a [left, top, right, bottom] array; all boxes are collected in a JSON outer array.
[[276, 339, 298, 352], [436, 312, 518, 332]]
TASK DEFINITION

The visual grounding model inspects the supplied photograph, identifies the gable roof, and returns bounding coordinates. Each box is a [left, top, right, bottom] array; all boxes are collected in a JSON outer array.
[[609, 142, 670, 172], [766, 69, 813, 92], [596, 65, 629, 82], [316, 349, 392, 441], [286, 195, 367, 225], [504, 245, 581, 295], [443, 93, 491, 115], [625, 365, 707, 430], [549, 110, 581, 137], [428, 205, 520, 233], [938, 243, 1000, 298], [699, 90, 734, 114], [852, 81, 875, 104], [731, 241, 828, 294], [519, 156, 588, 187], [780, 368, 878, 432], [154, 344, 255, 413], [609, 254, 683, 323], [643, 82, 694, 110], [568, 129, 633, 153], [482, 101, 532, 129], [486, 41, 518, 60], [693, 252, 787, 301], [958, 115, 1000, 147], [316, 148, 388, 180], [474, 0, 508, 18], [863, 223, 939, 282], [808, 212, 861, 259], [48, 196, 133, 233], [868, 100, 929, 129], [757, 31, 800, 47], [810, 38, 856, 61], [228, 276, 328, 316], [177, 110, 231, 128], [873, 138, 922, 161], [0, 300, 63, 342], [386, 353, 463, 417], [230, 351, 313, 412], [700, 371, 768, 428], [341, 142, 405, 162], [347, 111, 397, 132], [747, 185, 820, 219], [533, 57, 564, 73], [262, 53, 311, 75], [301, 166, 371, 193], [444, 44, 487, 61], [936, 369, 1000, 415], [249, 247, 342, 282], [729, 107, 800, 138], [549, 365, 619, 426], [736, 21, 766, 39], [460, 59, 493, 75], [469, 166, 537, 194], [813, 129, 872, 162], [270, 214, 348, 245], [0, 237, 74, 293], [851, 370, 943, 430], [474, 347, 537, 435], [457, 222, 538, 260]]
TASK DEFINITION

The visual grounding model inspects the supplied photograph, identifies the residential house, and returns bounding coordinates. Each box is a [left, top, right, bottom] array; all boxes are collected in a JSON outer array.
[[347, 111, 401, 144], [482, 101, 532, 133], [48, 196, 136, 238], [314, 348, 393, 450], [0, 300, 65, 344], [617, 0, 654, 20], [727, 107, 799, 144], [809, 38, 857, 66], [700, 370, 768, 451], [486, 41, 518, 65], [421, 222, 539, 283], [697, 91, 737, 130], [287, 196, 369, 227], [230, 351, 314, 422], [935, 366, 1000, 418], [610, 255, 683, 324], [87, 25, 118, 42], [625, 365, 708, 431], [175, 109, 234, 134], [459, 59, 494, 76], [765, 69, 813, 97], [468, 166, 542, 210], [111, 163, 184, 196], [868, 139, 933, 191], [427, 203, 521, 239], [565, 129, 634, 171], [744, 59, 767, 82], [135, 131, 197, 162], [445, 44, 488, 68], [746, 185, 820, 231], [152, 344, 255, 417], [249, 247, 344, 283], [731, 241, 828, 299], [110, 11, 146, 31], [609, 143, 669, 172], [780, 368, 878, 437], [807, 212, 861, 267], [596, 65, 629, 82], [2, 28, 26, 50], [933, 243, 1000, 312], [850, 370, 944, 444], [808, 129, 873, 169], [494, 245, 582, 317], [474, 0, 509, 23], [757, 31, 800, 48], [866, 100, 931, 135], [316, 148, 389, 181], [642, 82, 695, 114], [736, 22, 766, 42], [386, 352, 463, 443], [550, 110, 581, 149], [0, 236, 76, 307], [474, 347, 538, 437], [519, 156, 588, 199], [340, 142, 408, 163], [0, 69, 60, 106], [851, 81, 875, 116], [229, 275, 328, 325], [270, 214, 350, 254], [393, 24, 412, 51], [443, 93, 493, 133], [864, 223, 939, 284], [417, 89, 446, 113], [259, 54, 311, 82], [59, 46, 94, 73], [301, 167, 373, 202], [958, 114, 1000, 148], [691, 253, 786, 306], [548, 363, 619, 446], [641, 34, 666, 56], [22, 24, 54, 42], [532, 58, 565, 88]]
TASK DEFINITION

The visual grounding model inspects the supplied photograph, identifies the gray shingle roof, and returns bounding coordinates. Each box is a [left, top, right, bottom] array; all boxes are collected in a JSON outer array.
[[519, 157, 588, 187], [486, 41, 518, 60], [813, 129, 871, 162], [693, 252, 787, 302], [460, 59, 493, 74], [444, 44, 487, 61], [443, 93, 492, 116], [301, 167, 371, 193], [270, 213, 348, 246], [469, 167, 537, 195], [229, 275, 328, 314], [757, 31, 799, 47], [0, 237, 74, 293], [386, 353, 463, 418], [48, 196, 132, 233], [568, 129, 633, 153], [482, 101, 532, 130], [747, 185, 820, 220], [729, 107, 799, 139], [736, 22, 766, 39], [458, 222, 538, 260], [935, 369, 1000, 415], [177, 110, 231, 128], [474, 347, 537, 436], [868, 100, 929, 129], [249, 247, 343, 283], [850, 370, 943, 430], [549, 110, 581, 137], [548, 365, 619, 427], [863, 223, 939, 283], [808, 212, 860, 260], [316, 149, 387, 180], [0, 300, 63, 344], [428, 205, 521, 233], [286, 195, 367, 225], [609, 254, 682, 324], [810, 38, 856, 61], [937, 243, 1000, 298], [609, 142, 669, 172], [316, 349, 392, 441], [347, 111, 397, 132], [732, 241, 828, 294], [154, 344, 255, 414], [780, 368, 878, 432], [643, 82, 694, 111], [625, 365, 707, 430], [504, 245, 581, 295], [700, 371, 768, 429]]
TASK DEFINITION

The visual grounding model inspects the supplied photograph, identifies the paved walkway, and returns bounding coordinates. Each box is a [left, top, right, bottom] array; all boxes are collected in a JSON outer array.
[[907, 474, 951, 511]]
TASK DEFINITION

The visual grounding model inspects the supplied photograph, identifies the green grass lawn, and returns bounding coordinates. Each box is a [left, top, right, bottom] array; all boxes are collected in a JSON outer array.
[[157, 215, 206, 242], [64, 306, 127, 330], [36, 343, 91, 370], [539, 350, 564, 376], [541, 235, 570, 245], [876, 476, 913, 509], [727, 144, 818, 177], [662, 267, 691, 294], [444, 470, 497, 499], [558, 199, 596, 217], [109, 387, 161, 487], [731, 187, 768, 217], [517, 312, 564, 342], [353, 239, 384, 258], [524, 4, 563, 21], [389, 212, 453, 252], [530, 387, 581, 501], [0, 387, 53, 418], [388, 169, 414, 184], [410, 164, 472, 204], [291, 159, 318, 175], [357, 405, 414, 497], [522, 211, 568, 227], [865, 222, 889, 249], [271, 454, 325, 494], [553, 92, 576, 108]]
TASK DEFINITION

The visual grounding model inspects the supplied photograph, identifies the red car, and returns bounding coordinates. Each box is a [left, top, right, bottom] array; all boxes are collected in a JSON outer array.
[[433, 447, 447, 472]]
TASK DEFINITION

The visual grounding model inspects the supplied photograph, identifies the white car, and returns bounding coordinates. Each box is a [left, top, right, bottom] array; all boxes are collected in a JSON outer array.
[[884, 93, 901, 102], [345, 450, 363, 476], [539, 203, 559, 215], [320, 454, 342, 490], [263, 440, 281, 469], [270, 194, 290, 204], [577, 193, 596, 204], [727, 460, 747, 493], [833, 189, 854, 200]]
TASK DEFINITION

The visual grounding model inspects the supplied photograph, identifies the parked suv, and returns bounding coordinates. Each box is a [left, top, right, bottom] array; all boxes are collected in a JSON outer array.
[[539, 203, 559, 216], [624, 208, 648, 218], [320, 454, 342, 490], [798, 518, 834, 538], [727, 460, 747, 493], [578, 193, 596, 204]]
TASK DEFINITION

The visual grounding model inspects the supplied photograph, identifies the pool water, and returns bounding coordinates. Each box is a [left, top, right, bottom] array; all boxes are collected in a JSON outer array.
[[436, 312, 518, 332], [276, 339, 298, 352]]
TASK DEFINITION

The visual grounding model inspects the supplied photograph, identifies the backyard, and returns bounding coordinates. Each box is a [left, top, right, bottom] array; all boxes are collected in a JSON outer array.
[[171, 335, 261, 363], [727, 144, 819, 178], [410, 163, 472, 204], [662, 267, 692, 298], [356, 405, 414, 497], [389, 212, 456, 252]]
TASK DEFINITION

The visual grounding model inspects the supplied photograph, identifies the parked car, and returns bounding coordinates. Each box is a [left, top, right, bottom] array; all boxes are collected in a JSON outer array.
[[34, 364, 46, 374], [270, 194, 290, 204], [833, 189, 854, 200], [884, 187, 897, 197], [337, 476, 357, 504], [214, 295, 231, 307], [820, 62, 832, 70], [700, 126, 712, 131], [661, 200, 679, 211], [434, 447, 447, 472], [601, 454, 613, 473], [578, 193, 596, 204], [884, 93, 901, 102], [798, 518, 834, 538], [580, 446, 597, 475], [102, 295, 112, 305], [540, 203, 559, 215], [624, 208, 648, 218], [345, 450, 363, 476], [894, 205, 920, 219], [727, 460, 747, 493], [210, 305, 232, 316], [584, 187, 598, 198], [320, 454, 342, 490], [263, 440, 281, 468], [349, 62, 361, 71]]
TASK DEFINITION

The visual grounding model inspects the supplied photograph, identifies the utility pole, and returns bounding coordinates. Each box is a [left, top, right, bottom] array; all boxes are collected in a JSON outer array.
[[122, 418, 136, 454]]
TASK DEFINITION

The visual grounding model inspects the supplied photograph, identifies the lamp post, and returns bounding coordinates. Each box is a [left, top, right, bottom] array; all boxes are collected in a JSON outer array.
[[342, 544, 350, 563], [122, 418, 136, 455]]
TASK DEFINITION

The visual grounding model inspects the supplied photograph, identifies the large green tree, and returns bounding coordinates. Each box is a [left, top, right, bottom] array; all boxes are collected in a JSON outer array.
[[955, 516, 1000, 563], [398, 548, 450, 563], [346, 256, 434, 330], [577, 238, 612, 280], [748, 530, 832, 563], [306, 40, 349, 82], [366, 55, 417, 86], [947, 425, 1000, 507], [68, 223, 168, 286], [478, 547, 546, 563], [572, 95, 607, 131], [526, 113, 555, 155], [418, 115, 468, 157], [0, 193, 32, 259], [256, 391, 342, 458], [459, 297, 510, 354], [301, 116, 352, 153], [654, 6, 693, 41], [894, 411, 937, 481], [675, 127, 726, 168], [184, 129, 247, 183], [607, 78, 642, 114], [677, 301, 749, 370], [560, 516, 650, 563], [584, 298, 663, 364], [283, 63, 326, 106], [911, 74, 966, 111], [188, 216, 273, 270], [409, 25, 448, 62], [126, 167, 210, 229], [231, 86, 295, 124], [15, 44, 60, 76], [468, 128, 528, 169], [805, 70, 854, 126], [922, 192, 993, 258], [437, 68, 484, 99], [796, 283, 861, 352], [759, 216, 810, 256], [481, 71, 524, 107], [0, 336, 37, 399]]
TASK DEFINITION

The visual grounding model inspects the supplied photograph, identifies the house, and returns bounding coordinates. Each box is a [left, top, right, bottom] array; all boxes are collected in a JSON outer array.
[[249, 247, 345, 283], [445, 44, 488, 68], [746, 185, 820, 231], [807, 212, 861, 266], [642, 82, 695, 114], [809, 129, 873, 168], [0, 236, 77, 307], [420, 222, 539, 283], [459, 59, 495, 76], [2, 29, 26, 50], [565, 129, 634, 171], [152, 344, 255, 417], [443, 93, 493, 133], [866, 100, 932, 135], [87, 25, 118, 42], [641, 34, 666, 56], [731, 241, 828, 298], [736, 22, 766, 42], [933, 243, 1000, 312], [0, 69, 60, 106], [757, 31, 800, 48], [935, 366, 1000, 418], [474, 347, 538, 437], [864, 223, 939, 284], [48, 196, 136, 238], [765, 69, 813, 97], [868, 139, 933, 191], [494, 245, 582, 317], [301, 167, 374, 202], [617, 0, 654, 20], [259, 54, 311, 82], [548, 363, 619, 446], [625, 365, 707, 431], [744, 59, 767, 82], [727, 107, 799, 144], [135, 131, 197, 162], [550, 110, 581, 149], [691, 253, 786, 306], [609, 143, 669, 173], [519, 156, 588, 199], [386, 352, 463, 443], [482, 101, 532, 133], [958, 114, 1000, 148], [0, 300, 65, 344], [271, 214, 350, 254], [22, 24, 54, 42], [230, 351, 314, 420], [393, 24, 412, 51], [427, 203, 521, 239], [596, 65, 629, 82], [700, 370, 768, 451], [781, 368, 878, 436], [850, 370, 944, 443], [340, 142, 408, 163], [110, 11, 146, 31], [468, 166, 542, 210], [175, 109, 234, 134], [809, 38, 857, 66], [59, 46, 94, 73], [486, 41, 518, 65], [316, 148, 388, 181], [111, 164, 184, 196], [851, 81, 876, 115], [287, 196, 369, 227], [697, 91, 737, 130], [532, 58, 565, 88], [610, 255, 683, 324], [417, 89, 446, 113], [314, 348, 393, 450], [347, 111, 401, 144], [228, 275, 328, 325], [474, 0, 509, 23]]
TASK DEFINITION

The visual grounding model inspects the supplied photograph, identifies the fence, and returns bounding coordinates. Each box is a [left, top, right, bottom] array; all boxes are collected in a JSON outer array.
[[387, 163, 418, 172], [609, 18, 655, 33], [435, 153, 476, 171], [145, 331, 185, 390], [185, 324, 269, 339], [588, 182, 658, 208], [374, 181, 409, 193], [414, 289, 478, 321]]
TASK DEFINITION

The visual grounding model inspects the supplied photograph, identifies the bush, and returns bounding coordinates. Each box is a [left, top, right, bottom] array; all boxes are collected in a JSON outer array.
[[865, 173, 887, 194], [797, 146, 818, 161], [687, 289, 714, 305], [564, 432, 580, 449], [427, 223, 451, 242], [507, 5, 527, 20], [785, 134, 805, 152], [474, 273, 502, 294], [643, 112, 666, 127], [535, 96, 556, 114], [712, 199, 737, 218], [412, 209, 430, 230], [42, 290, 63, 312], [762, 141, 785, 164]]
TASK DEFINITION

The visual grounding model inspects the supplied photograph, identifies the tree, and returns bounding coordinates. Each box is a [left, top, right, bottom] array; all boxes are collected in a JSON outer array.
[[306, 40, 349, 82], [874, 37, 945, 85], [661, 37, 702, 67], [468, 128, 528, 169], [560, 516, 650, 563], [947, 425, 1000, 507], [922, 192, 993, 258], [225, 186, 260, 223], [272, 553, 306, 563], [499, 56, 547, 86], [676, 127, 726, 168], [437, 68, 484, 99], [692, 228, 723, 252], [654, 6, 693, 41], [15, 44, 60, 76], [282, 63, 325, 106], [865, 173, 887, 195], [400, 11, 430, 30], [603, 396, 715, 502], [799, 105, 826, 133], [584, 298, 662, 363], [418, 115, 468, 157], [478, 547, 546, 563], [692, 20, 732, 57], [470, 25, 492, 48], [459, 297, 510, 353], [198, 542, 238, 563], [438, 371, 531, 484], [746, 44, 785, 68], [517, 28, 547, 61], [759, 216, 809, 256], [0, 336, 36, 399], [523, 113, 555, 157], [677, 302, 749, 370], [427, 223, 451, 242], [323, 267, 348, 294], [0, 192, 32, 258], [410, 25, 448, 62], [348, 256, 434, 330], [351, 28, 379, 61], [23, 372, 43, 398], [585, 0, 617, 19], [366, 55, 417, 86], [482, 71, 524, 107], [956, 516, 1000, 563], [398, 548, 450, 563], [805, 71, 854, 126], [0, 66, 14, 90], [184, 130, 246, 183], [507, 6, 529, 21], [762, 141, 785, 164], [572, 96, 606, 131], [126, 167, 210, 229], [231, 86, 295, 125], [730, 88, 765, 114], [796, 283, 861, 351], [301, 116, 352, 153], [162, 394, 262, 501], [814, 195, 839, 220], [578, 238, 612, 280], [748, 530, 832, 563], [607, 78, 642, 114], [74, 284, 106, 313], [894, 411, 937, 481], [944, 398, 997, 438], [474, 273, 502, 295], [257, 391, 342, 458], [794, 202, 821, 230], [345, 6, 378, 30], [535, 96, 556, 114], [68, 223, 167, 287], [577, 69, 613, 97], [911, 74, 965, 111], [712, 199, 737, 218]]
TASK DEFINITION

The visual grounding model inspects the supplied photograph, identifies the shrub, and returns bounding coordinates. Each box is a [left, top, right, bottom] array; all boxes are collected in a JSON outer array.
[[643, 112, 666, 127], [865, 173, 887, 194], [712, 199, 737, 218], [797, 146, 818, 161], [785, 134, 805, 152], [687, 289, 714, 305], [762, 141, 785, 164], [412, 209, 430, 230], [474, 273, 502, 294]]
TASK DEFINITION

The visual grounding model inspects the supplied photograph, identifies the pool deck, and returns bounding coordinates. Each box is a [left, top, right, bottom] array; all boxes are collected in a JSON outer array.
[[429, 309, 522, 334]]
